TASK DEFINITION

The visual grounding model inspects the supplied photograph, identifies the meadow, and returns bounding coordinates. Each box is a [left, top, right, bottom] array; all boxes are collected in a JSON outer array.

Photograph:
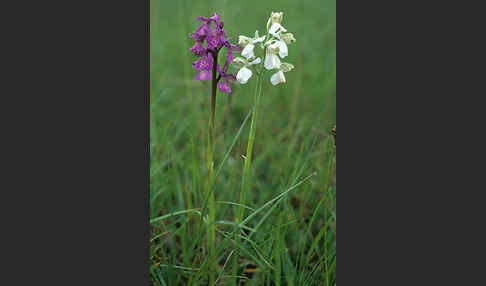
[[150, 0, 335, 284]]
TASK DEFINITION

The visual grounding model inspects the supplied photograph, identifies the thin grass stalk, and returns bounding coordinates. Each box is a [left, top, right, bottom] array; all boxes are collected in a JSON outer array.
[[274, 213, 282, 286], [325, 146, 336, 285]]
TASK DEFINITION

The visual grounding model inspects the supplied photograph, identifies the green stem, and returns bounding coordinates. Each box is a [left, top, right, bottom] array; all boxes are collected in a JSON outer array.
[[232, 68, 264, 285], [207, 50, 218, 285], [274, 214, 282, 286], [239, 72, 263, 220]]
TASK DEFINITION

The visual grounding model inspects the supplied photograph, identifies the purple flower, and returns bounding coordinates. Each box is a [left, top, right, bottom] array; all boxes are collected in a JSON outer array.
[[189, 24, 209, 42], [216, 57, 237, 94], [206, 20, 227, 50], [217, 74, 236, 94], [189, 41, 206, 57], [194, 70, 211, 81], [193, 53, 213, 71], [189, 13, 240, 93]]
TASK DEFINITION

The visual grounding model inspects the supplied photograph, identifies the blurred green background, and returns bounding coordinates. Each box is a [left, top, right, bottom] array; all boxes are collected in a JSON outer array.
[[150, 0, 335, 284]]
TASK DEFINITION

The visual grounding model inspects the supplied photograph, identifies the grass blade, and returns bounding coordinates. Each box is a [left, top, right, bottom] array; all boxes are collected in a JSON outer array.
[[150, 208, 202, 225]]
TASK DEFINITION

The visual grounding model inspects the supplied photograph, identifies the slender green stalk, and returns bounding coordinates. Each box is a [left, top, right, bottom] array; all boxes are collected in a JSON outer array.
[[232, 67, 264, 285], [240, 71, 263, 219], [207, 50, 218, 285], [274, 213, 282, 286]]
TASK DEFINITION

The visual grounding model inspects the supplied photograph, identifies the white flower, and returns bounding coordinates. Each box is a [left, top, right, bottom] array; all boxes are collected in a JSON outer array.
[[241, 44, 255, 59], [242, 42, 265, 60], [238, 31, 266, 60], [264, 43, 281, 70], [233, 57, 262, 84], [276, 40, 288, 58], [270, 62, 294, 86], [269, 22, 287, 38], [270, 71, 286, 86], [264, 33, 295, 59], [267, 12, 287, 38], [267, 28, 294, 59], [266, 12, 284, 31], [237, 67, 252, 84], [264, 53, 281, 70]]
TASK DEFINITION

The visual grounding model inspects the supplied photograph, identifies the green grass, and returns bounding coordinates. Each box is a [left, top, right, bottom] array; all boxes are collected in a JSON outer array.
[[150, 0, 335, 285]]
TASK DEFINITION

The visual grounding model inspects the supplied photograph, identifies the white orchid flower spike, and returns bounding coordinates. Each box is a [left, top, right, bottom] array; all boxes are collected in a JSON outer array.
[[233, 57, 262, 84], [238, 31, 266, 60], [231, 11, 296, 87], [270, 62, 294, 86]]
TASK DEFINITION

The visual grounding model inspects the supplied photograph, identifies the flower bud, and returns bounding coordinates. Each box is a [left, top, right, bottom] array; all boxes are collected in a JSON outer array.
[[238, 35, 251, 47], [267, 11, 284, 31], [271, 12, 283, 23], [280, 33, 296, 44], [279, 62, 294, 72], [248, 58, 261, 66], [268, 41, 280, 53]]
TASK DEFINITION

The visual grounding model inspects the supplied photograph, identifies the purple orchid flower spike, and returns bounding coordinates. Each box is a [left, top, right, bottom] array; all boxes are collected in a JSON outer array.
[[189, 15, 241, 281], [189, 12, 240, 94]]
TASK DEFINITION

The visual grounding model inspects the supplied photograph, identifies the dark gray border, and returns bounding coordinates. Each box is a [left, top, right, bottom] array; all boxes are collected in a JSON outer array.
[[2, 0, 150, 284]]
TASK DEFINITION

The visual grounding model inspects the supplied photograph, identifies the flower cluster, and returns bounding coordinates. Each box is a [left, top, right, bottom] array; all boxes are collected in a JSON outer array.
[[232, 11, 296, 86], [189, 13, 241, 94]]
